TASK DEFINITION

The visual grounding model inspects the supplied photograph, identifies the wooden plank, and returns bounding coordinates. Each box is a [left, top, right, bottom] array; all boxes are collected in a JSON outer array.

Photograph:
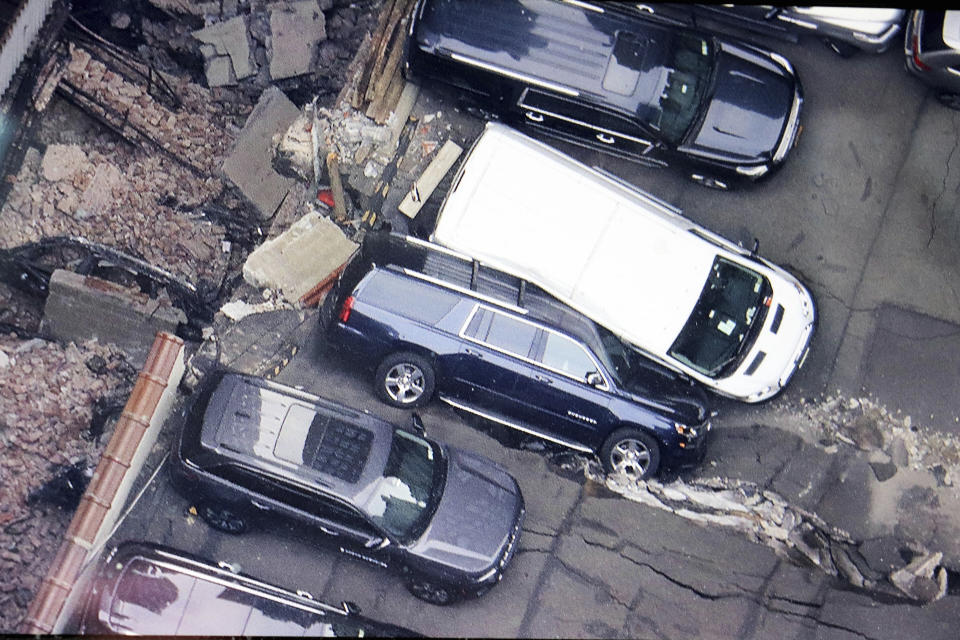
[[326, 151, 348, 221], [398, 139, 463, 218], [354, 0, 400, 104], [363, 0, 413, 103], [370, 64, 405, 124], [366, 19, 408, 109]]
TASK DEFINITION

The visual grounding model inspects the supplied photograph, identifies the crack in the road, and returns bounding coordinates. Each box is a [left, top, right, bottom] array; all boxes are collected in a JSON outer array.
[[927, 116, 960, 248], [553, 554, 634, 611]]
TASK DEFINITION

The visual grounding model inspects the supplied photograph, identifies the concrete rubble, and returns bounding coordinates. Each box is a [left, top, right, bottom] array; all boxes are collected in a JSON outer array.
[[570, 391, 960, 605]]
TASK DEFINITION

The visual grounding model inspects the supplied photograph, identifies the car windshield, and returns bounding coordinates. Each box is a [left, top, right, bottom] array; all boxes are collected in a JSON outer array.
[[360, 430, 443, 543], [669, 256, 771, 378], [652, 32, 714, 145]]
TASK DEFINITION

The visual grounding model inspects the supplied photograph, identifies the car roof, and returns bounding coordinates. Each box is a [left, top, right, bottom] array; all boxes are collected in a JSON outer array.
[[414, 0, 677, 117], [430, 122, 719, 355], [357, 232, 612, 356], [197, 372, 396, 505], [91, 542, 418, 636]]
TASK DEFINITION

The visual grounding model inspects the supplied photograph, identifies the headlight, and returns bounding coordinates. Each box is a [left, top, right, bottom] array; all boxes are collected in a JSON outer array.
[[737, 164, 770, 177]]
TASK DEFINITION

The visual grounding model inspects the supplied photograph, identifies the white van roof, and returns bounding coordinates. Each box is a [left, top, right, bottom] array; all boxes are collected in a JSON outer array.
[[431, 122, 717, 354]]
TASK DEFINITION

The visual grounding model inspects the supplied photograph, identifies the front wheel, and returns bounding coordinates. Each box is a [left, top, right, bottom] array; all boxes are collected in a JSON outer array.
[[375, 352, 436, 408], [406, 577, 459, 605], [600, 428, 661, 481]]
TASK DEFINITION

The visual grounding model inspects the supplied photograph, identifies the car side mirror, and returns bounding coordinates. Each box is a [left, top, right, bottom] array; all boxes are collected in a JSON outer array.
[[411, 412, 426, 436], [341, 600, 362, 616], [586, 372, 603, 387], [751, 237, 760, 256]]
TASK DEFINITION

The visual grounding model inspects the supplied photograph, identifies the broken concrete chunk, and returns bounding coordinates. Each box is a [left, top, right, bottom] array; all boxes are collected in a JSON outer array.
[[222, 86, 300, 220], [192, 15, 256, 84], [77, 162, 127, 220], [268, 1, 327, 80], [40, 145, 88, 182], [241, 211, 358, 303], [889, 550, 947, 602]]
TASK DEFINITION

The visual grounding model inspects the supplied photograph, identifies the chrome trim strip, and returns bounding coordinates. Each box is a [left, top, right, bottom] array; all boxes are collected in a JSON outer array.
[[449, 52, 580, 97], [438, 395, 594, 452], [519, 96, 652, 146]]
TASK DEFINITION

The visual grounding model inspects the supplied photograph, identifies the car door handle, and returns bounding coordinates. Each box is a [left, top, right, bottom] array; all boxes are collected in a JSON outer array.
[[525, 110, 544, 122], [596, 132, 615, 144], [464, 347, 483, 358], [534, 374, 552, 384], [319, 525, 340, 536], [251, 500, 271, 511]]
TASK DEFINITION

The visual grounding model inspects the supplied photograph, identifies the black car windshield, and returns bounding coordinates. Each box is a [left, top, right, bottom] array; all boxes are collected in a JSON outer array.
[[360, 430, 443, 543], [652, 32, 714, 145], [669, 256, 771, 378]]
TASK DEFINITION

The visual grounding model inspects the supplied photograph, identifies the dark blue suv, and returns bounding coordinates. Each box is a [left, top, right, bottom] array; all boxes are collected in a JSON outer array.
[[323, 234, 712, 480]]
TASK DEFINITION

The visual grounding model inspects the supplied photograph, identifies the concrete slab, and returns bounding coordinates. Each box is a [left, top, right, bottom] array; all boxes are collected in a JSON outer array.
[[41, 270, 186, 367], [268, 1, 326, 81], [222, 86, 300, 220], [192, 16, 255, 82], [241, 210, 358, 303]]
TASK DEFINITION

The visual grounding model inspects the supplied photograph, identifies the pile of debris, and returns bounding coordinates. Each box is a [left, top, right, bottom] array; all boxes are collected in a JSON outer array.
[[0, 335, 134, 630]]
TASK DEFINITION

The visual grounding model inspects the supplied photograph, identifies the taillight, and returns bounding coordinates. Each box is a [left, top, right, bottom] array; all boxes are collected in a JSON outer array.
[[913, 36, 931, 71], [338, 295, 355, 323]]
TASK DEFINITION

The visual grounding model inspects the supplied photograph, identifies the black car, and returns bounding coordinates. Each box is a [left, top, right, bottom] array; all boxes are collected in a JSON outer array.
[[905, 10, 960, 111], [404, 0, 803, 189], [169, 370, 525, 605], [76, 541, 420, 636], [323, 233, 712, 481]]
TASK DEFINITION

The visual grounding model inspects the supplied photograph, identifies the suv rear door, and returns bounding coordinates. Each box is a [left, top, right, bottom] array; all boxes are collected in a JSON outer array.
[[513, 327, 612, 447], [449, 304, 539, 422]]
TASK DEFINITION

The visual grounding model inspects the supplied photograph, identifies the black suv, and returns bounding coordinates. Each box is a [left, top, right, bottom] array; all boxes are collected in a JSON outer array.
[[169, 370, 524, 605], [405, 0, 803, 189], [76, 541, 420, 636], [323, 232, 712, 481]]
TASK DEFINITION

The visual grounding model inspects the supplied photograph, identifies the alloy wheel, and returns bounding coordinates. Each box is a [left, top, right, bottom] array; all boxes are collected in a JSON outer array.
[[383, 363, 426, 405]]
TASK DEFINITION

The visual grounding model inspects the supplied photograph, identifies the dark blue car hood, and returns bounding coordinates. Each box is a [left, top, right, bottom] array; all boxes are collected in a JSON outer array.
[[409, 447, 521, 574], [684, 41, 796, 163]]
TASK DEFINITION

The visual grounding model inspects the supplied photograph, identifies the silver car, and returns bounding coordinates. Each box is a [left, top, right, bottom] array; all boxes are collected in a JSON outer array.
[[905, 10, 960, 110]]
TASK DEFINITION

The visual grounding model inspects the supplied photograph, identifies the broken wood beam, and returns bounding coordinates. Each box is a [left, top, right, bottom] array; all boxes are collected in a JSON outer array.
[[326, 151, 348, 221], [399, 139, 463, 218]]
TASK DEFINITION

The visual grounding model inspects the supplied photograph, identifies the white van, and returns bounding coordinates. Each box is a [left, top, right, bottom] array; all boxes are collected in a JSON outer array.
[[429, 122, 816, 402]]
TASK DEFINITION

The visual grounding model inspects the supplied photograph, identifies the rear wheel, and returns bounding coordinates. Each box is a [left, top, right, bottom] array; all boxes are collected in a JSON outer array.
[[199, 503, 247, 534], [600, 428, 661, 481], [936, 91, 960, 111], [406, 577, 458, 605], [375, 352, 436, 408]]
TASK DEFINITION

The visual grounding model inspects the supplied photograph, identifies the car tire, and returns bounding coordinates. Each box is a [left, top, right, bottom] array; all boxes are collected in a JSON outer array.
[[199, 503, 247, 534], [375, 352, 436, 408], [600, 428, 661, 481], [936, 91, 960, 111], [406, 577, 459, 605]]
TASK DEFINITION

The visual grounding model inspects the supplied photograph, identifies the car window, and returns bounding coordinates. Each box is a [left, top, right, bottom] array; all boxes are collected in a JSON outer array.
[[520, 88, 645, 138], [654, 32, 713, 145], [108, 558, 195, 634], [668, 256, 771, 378], [464, 306, 539, 359], [539, 331, 601, 382]]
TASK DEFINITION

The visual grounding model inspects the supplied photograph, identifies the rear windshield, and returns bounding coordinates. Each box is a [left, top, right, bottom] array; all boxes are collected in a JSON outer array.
[[105, 558, 366, 636], [360, 270, 460, 325], [668, 256, 771, 378]]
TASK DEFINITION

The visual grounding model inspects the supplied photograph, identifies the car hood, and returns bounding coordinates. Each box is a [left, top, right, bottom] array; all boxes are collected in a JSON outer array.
[[620, 364, 710, 426], [409, 447, 521, 574], [684, 42, 796, 163]]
